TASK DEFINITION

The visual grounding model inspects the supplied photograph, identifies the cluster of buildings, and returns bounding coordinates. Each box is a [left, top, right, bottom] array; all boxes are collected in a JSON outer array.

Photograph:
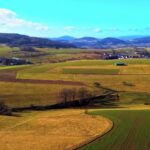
[[103, 53, 132, 60], [0, 57, 31, 66], [102, 50, 150, 60]]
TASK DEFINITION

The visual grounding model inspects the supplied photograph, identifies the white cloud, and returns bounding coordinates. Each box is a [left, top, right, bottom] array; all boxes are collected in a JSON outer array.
[[0, 8, 49, 31], [92, 28, 102, 33], [64, 26, 76, 32]]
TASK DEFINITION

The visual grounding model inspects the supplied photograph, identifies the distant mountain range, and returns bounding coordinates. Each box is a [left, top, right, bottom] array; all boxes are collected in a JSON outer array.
[[1, 33, 150, 49], [52, 36, 76, 42], [52, 35, 150, 49]]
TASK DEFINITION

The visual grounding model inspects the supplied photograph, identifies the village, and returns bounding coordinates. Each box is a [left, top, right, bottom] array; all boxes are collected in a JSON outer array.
[[102, 47, 150, 59]]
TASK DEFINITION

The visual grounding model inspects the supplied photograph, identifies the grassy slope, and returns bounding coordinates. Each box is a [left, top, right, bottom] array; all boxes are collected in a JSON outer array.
[[0, 46, 100, 63], [80, 109, 150, 150], [0, 46, 18, 57]]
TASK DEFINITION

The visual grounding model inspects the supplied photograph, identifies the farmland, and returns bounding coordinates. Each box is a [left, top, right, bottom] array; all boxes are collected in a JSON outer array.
[[0, 46, 150, 150], [0, 59, 150, 107], [0, 82, 82, 107], [17, 59, 150, 102], [63, 68, 119, 75], [79, 109, 150, 150], [0, 46, 104, 63], [0, 109, 112, 150]]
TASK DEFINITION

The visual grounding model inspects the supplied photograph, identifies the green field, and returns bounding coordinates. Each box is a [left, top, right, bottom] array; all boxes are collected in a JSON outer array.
[[79, 109, 150, 150], [63, 68, 119, 75]]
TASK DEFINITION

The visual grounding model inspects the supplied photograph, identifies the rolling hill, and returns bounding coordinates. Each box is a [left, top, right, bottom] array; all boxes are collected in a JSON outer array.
[[0, 33, 76, 48], [1, 33, 150, 49]]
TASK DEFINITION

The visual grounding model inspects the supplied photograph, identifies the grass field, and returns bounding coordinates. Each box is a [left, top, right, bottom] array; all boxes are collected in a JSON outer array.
[[0, 109, 112, 150], [17, 59, 150, 93], [119, 92, 150, 104], [0, 59, 149, 107], [0, 82, 82, 107], [79, 109, 150, 150]]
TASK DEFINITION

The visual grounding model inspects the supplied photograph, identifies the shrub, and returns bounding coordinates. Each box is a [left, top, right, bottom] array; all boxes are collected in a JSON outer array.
[[0, 101, 12, 116]]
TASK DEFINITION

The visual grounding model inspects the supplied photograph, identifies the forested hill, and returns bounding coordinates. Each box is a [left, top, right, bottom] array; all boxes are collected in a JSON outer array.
[[0, 33, 76, 48]]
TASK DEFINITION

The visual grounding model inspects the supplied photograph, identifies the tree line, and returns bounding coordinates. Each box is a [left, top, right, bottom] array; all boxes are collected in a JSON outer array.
[[59, 87, 93, 104]]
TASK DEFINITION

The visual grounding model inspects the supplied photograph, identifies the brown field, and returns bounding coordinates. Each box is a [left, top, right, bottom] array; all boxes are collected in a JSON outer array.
[[0, 71, 84, 86], [0, 109, 112, 150], [0, 78, 84, 86]]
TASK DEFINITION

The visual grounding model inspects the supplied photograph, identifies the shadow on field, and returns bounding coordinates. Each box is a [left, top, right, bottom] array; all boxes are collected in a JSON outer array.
[[10, 91, 121, 113]]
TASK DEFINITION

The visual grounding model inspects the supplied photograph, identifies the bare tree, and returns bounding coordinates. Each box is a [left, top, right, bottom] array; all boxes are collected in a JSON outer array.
[[59, 88, 78, 103], [69, 88, 77, 101], [78, 87, 89, 100], [59, 89, 70, 104]]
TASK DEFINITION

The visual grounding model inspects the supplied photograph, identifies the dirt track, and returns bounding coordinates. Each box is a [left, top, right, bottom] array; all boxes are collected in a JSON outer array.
[[0, 71, 84, 86]]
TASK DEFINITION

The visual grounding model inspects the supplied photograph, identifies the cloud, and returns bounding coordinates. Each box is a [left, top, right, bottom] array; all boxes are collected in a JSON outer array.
[[64, 26, 76, 32], [0, 8, 49, 31], [92, 28, 102, 33]]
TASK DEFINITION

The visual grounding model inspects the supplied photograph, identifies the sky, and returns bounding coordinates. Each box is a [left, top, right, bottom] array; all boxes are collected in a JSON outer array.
[[0, 0, 150, 38]]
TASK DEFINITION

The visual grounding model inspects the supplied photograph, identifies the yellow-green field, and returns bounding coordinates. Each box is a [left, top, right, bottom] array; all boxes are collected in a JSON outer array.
[[17, 59, 150, 93], [0, 82, 79, 107], [0, 59, 149, 107]]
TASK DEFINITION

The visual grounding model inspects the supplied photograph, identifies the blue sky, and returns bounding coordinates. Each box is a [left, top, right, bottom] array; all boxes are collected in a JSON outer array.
[[0, 0, 150, 37]]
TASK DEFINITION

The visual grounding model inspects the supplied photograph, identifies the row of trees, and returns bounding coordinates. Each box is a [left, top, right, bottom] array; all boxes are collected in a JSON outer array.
[[59, 87, 93, 104]]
